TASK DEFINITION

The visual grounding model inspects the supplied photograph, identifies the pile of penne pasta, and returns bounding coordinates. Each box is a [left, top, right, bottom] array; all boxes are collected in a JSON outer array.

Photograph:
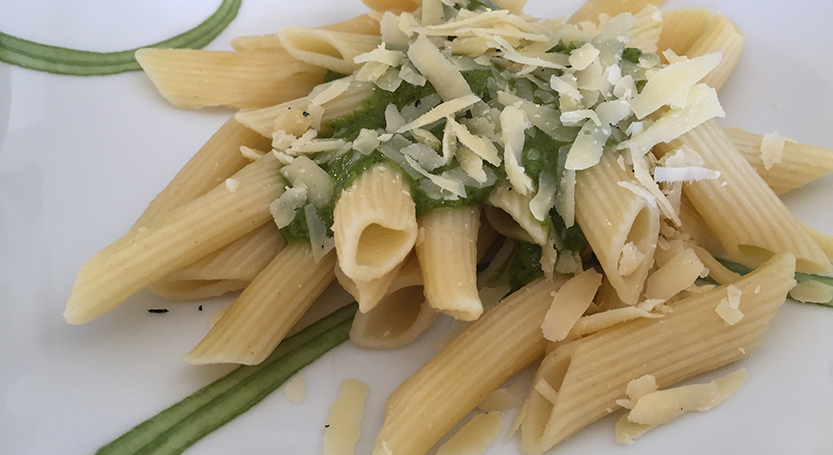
[[64, 0, 833, 453]]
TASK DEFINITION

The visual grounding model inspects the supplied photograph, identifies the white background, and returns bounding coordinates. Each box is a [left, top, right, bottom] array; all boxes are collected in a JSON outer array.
[[1, 0, 833, 454]]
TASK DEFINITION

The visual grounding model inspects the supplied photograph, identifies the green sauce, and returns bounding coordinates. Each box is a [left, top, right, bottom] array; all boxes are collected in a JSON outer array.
[[281, 70, 501, 243], [507, 241, 544, 293]]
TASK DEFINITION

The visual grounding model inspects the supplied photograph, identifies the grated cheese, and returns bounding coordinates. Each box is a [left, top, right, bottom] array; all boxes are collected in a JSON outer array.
[[323, 378, 369, 455], [407, 34, 473, 101], [353, 129, 380, 155], [568, 42, 600, 71], [306, 204, 335, 263], [435, 412, 505, 455], [280, 156, 334, 207], [397, 94, 481, 132], [568, 306, 663, 339], [270, 186, 308, 228], [284, 374, 306, 403], [760, 131, 786, 170], [448, 115, 502, 165], [224, 178, 239, 193], [618, 241, 646, 276], [653, 166, 720, 183], [630, 53, 722, 119], [542, 269, 603, 342], [385, 104, 406, 133], [310, 78, 352, 106], [789, 280, 833, 304]]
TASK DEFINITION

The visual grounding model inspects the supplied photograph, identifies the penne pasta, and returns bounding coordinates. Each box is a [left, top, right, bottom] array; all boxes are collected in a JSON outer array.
[[575, 151, 660, 304], [64, 154, 285, 324], [416, 205, 483, 321], [569, 0, 666, 25], [521, 253, 795, 454], [656, 120, 832, 274], [332, 163, 418, 282], [373, 277, 567, 455], [136, 49, 326, 109], [231, 14, 381, 52], [133, 117, 271, 228], [726, 127, 833, 195], [278, 27, 382, 74], [150, 223, 286, 301], [184, 243, 337, 365]]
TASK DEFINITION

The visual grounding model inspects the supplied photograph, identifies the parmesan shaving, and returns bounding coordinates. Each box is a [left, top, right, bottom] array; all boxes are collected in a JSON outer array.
[[306, 204, 335, 263], [310, 78, 352, 106], [568, 43, 600, 71], [542, 269, 603, 342], [407, 34, 473, 100], [280, 156, 334, 207], [789, 280, 833, 304], [353, 129, 380, 155], [618, 241, 645, 277], [239, 145, 265, 160], [323, 379, 369, 455], [617, 181, 657, 208], [760, 131, 786, 170], [568, 307, 663, 338], [626, 368, 748, 426], [385, 103, 406, 133], [397, 94, 481, 132], [270, 186, 308, 228], [448, 115, 502, 165], [653, 166, 720, 183], [224, 178, 239, 193], [404, 155, 466, 198], [284, 374, 306, 403], [435, 412, 504, 455]]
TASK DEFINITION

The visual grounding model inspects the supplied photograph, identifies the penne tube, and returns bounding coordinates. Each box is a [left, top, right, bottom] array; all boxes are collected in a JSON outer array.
[[335, 253, 409, 313], [575, 151, 660, 304], [416, 205, 483, 321], [487, 182, 548, 245], [568, 0, 666, 25], [725, 127, 833, 195], [231, 14, 381, 52], [150, 223, 286, 301], [64, 154, 284, 324], [361, 0, 419, 13], [349, 255, 439, 349], [333, 164, 418, 282], [372, 277, 567, 455], [657, 10, 744, 90], [133, 117, 271, 228], [184, 243, 337, 365], [278, 27, 382, 74], [136, 49, 326, 110], [521, 253, 796, 454], [656, 120, 832, 274]]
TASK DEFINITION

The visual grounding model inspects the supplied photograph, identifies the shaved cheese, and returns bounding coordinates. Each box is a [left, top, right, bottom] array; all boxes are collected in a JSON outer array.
[[568, 43, 600, 71], [398, 61, 427, 86], [287, 138, 347, 155], [715, 295, 744, 325], [478, 387, 522, 411], [450, 121, 500, 166], [355, 43, 404, 66], [789, 280, 833, 304], [569, 306, 664, 338], [626, 375, 659, 404], [411, 127, 442, 150], [239, 145, 264, 161], [497, 91, 578, 142], [397, 94, 481, 132], [408, 34, 473, 100], [530, 172, 557, 221], [542, 269, 603, 342], [401, 142, 444, 171], [760, 131, 786, 170], [622, 84, 725, 156], [435, 412, 504, 455], [555, 168, 576, 227], [645, 248, 705, 301], [491, 35, 567, 69], [596, 100, 631, 126], [564, 121, 609, 170], [441, 118, 457, 164], [404, 155, 466, 198], [560, 109, 600, 127], [618, 241, 645, 276], [353, 129, 380, 155], [555, 250, 582, 274], [727, 284, 742, 309], [627, 368, 748, 426], [630, 151, 681, 225], [500, 105, 533, 194], [310, 78, 352, 106], [355, 60, 389, 83], [224, 178, 239, 193], [380, 11, 410, 49], [550, 74, 582, 101], [323, 379, 369, 455], [614, 75, 638, 100], [456, 145, 488, 183], [617, 181, 657, 208], [630, 53, 722, 119], [540, 234, 558, 281], [375, 66, 404, 92], [270, 186, 308, 228], [653, 166, 720, 183], [306, 204, 335, 262], [280, 156, 334, 208], [385, 104, 406, 133], [284, 375, 306, 403]]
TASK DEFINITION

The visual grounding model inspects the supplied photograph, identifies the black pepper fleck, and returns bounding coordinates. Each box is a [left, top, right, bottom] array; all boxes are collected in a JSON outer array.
[[198, 305, 203, 311], [325, 424, 330, 428], [414, 99, 422, 108], [303, 111, 310, 117], [148, 308, 169, 314]]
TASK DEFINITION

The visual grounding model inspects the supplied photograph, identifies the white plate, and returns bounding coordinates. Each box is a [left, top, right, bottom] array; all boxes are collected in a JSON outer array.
[[2, 1, 833, 454]]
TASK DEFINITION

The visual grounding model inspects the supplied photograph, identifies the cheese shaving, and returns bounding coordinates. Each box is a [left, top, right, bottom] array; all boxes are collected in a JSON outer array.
[[435, 412, 504, 455], [397, 94, 481, 132], [323, 379, 369, 455], [542, 269, 602, 342], [653, 166, 720, 183], [310, 79, 352, 106], [618, 241, 645, 276], [760, 131, 786, 170], [789, 280, 833, 303], [568, 307, 663, 338]]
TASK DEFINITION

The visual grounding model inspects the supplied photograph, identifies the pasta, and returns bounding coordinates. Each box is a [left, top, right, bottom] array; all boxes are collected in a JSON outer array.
[[57, 1, 833, 454]]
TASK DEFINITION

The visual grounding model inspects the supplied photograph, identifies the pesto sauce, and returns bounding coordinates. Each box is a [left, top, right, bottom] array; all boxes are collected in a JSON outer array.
[[281, 70, 499, 243], [521, 126, 568, 183], [507, 241, 544, 293]]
